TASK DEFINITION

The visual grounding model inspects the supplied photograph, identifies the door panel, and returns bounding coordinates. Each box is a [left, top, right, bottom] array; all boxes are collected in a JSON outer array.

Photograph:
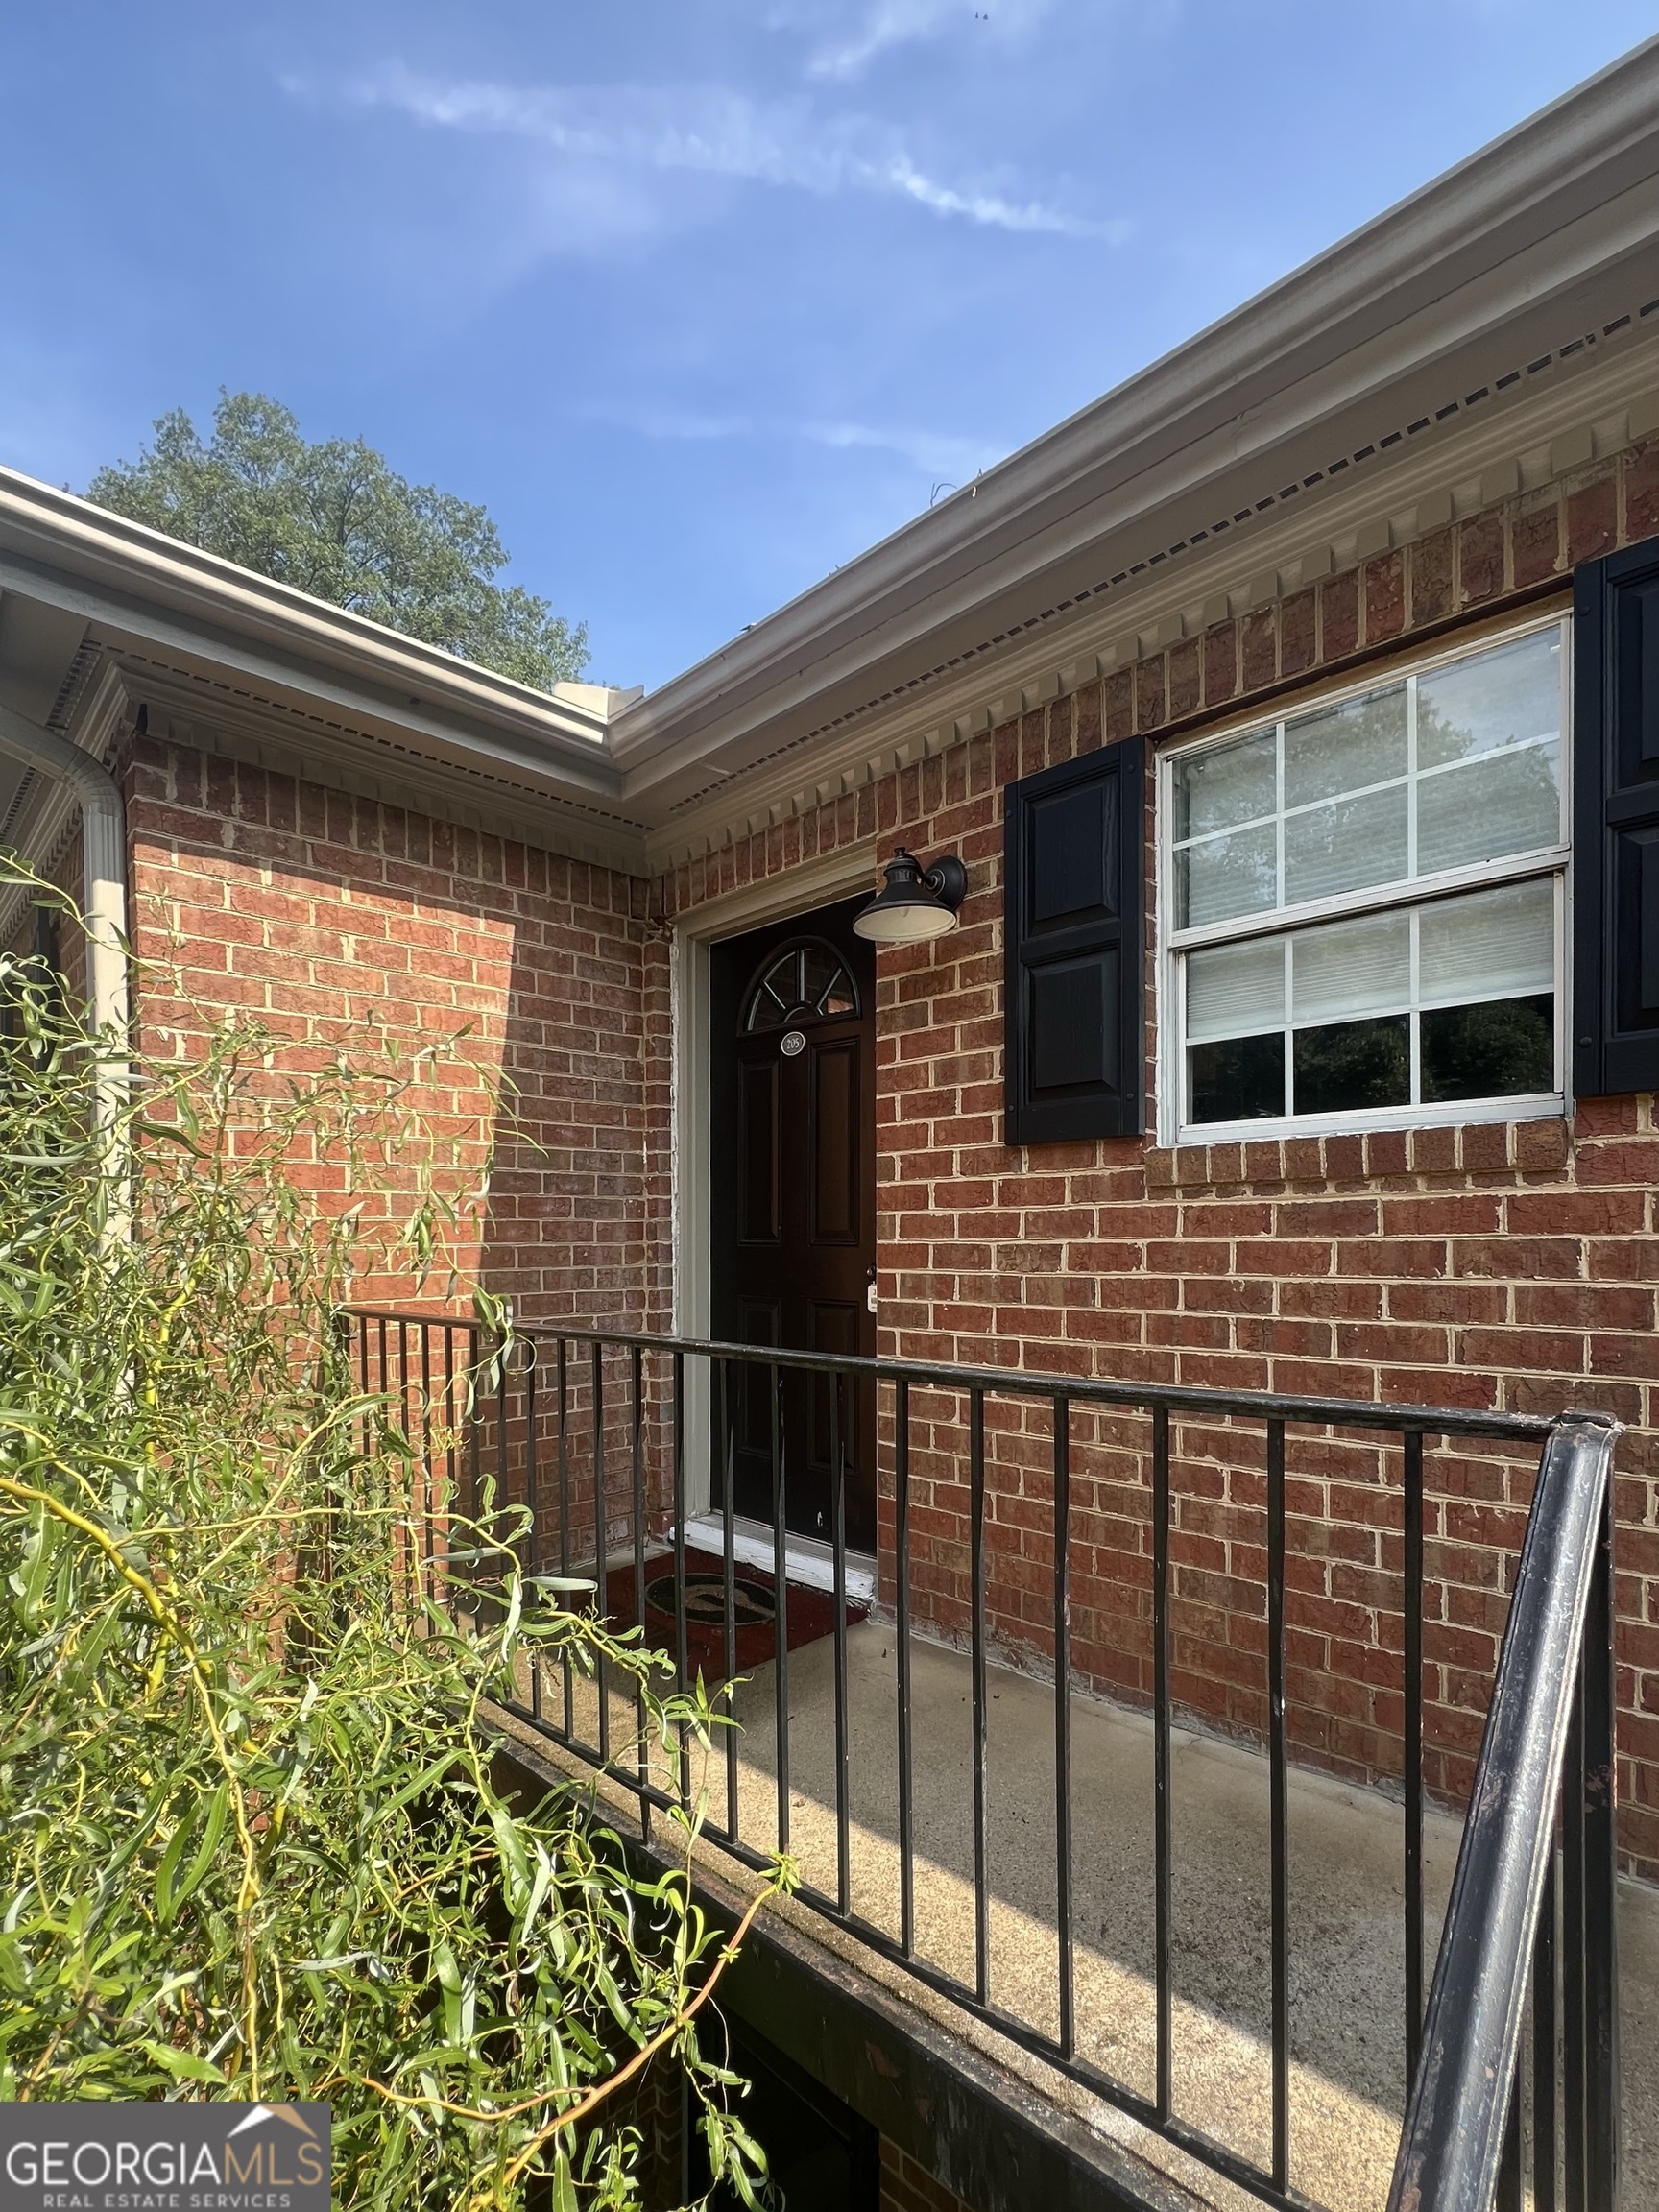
[[810, 1037, 860, 1245], [738, 1060, 781, 1243], [710, 899, 877, 1551], [730, 1299, 781, 1523]]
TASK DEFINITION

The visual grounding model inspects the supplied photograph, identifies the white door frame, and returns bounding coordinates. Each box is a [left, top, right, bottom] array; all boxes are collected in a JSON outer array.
[[669, 839, 878, 1516]]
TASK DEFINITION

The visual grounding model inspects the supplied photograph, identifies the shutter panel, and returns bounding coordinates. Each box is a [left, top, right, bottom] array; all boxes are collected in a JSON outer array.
[[1004, 740, 1145, 1143], [1574, 542, 1659, 1098]]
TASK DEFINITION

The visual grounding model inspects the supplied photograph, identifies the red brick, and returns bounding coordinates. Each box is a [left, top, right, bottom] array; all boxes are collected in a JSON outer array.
[[1167, 637, 1201, 719], [1321, 569, 1360, 658], [1135, 656, 1166, 733], [1410, 529, 1455, 623], [1627, 440, 1659, 540], [1204, 622, 1238, 705], [1104, 667, 1133, 742], [1513, 499, 1561, 587], [1459, 514, 1505, 603], [1241, 609, 1277, 690], [1363, 550, 1405, 641], [1567, 473, 1618, 565]]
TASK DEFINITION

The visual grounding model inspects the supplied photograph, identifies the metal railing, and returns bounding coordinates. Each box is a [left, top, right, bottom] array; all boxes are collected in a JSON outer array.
[[342, 1308, 1621, 2212], [1388, 1414, 1620, 2212]]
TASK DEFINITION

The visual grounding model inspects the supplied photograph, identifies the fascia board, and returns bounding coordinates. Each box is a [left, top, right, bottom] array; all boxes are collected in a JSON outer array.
[[609, 35, 1659, 779], [0, 469, 617, 776], [644, 335, 1658, 867], [0, 543, 636, 816]]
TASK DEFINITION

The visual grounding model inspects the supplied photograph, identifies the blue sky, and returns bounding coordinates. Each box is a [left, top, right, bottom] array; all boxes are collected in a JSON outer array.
[[2, 4, 1654, 690]]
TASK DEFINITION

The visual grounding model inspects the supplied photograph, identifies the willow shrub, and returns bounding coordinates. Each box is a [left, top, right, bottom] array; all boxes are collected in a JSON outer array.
[[0, 878, 786, 2209]]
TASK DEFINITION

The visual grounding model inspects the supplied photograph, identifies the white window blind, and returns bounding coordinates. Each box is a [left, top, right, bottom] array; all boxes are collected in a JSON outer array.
[[1162, 621, 1568, 1142]]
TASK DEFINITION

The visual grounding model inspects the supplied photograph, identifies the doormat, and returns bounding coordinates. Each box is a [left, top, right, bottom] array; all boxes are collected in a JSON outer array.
[[601, 1546, 866, 1677]]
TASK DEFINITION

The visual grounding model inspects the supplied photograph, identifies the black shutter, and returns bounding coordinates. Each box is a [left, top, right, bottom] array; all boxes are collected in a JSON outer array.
[[1003, 739, 1145, 1144], [1574, 541, 1659, 1098]]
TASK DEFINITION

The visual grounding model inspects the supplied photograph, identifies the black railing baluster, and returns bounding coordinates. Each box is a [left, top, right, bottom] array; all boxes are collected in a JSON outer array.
[[1563, 1687, 1586, 2212], [467, 1324, 481, 1533], [1267, 1416, 1289, 2193], [442, 1323, 456, 1585], [631, 1343, 648, 1828], [720, 1358, 739, 1839], [557, 1338, 572, 1737], [771, 1361, 790, 1857], [420, 1321, 434, 1600], [970, 1385, 989, 2006], [1153, 1403, 1172, 2123], [830, 1373, 852, 1919], [672, 1350, 689, 1814], [1054, 1393, 1074, 2062], [377, 1317, 389, 1520], [397, 1320, 412, 1613], [1404, 1429, 1425, 2095], [1582, 1479, 1620, 2212], [896, 1375, 915, 1959], [525, 1336, 541, 1724], [592, 1339, 609, 1762], [493, 1325, 508, 1617], [1498, 2069, 1524, 2212], [1535, 1835, 1558, 2212]]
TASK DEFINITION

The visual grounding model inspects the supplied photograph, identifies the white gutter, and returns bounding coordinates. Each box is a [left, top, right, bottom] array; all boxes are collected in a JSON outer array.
[[0, 703, 130, 1142]]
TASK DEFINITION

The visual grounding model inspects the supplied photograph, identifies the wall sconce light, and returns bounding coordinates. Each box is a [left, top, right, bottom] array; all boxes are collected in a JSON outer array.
[[853, 847, 968, 944]]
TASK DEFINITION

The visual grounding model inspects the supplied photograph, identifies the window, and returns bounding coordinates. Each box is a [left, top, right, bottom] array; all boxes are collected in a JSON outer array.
[[741, 939, 859, 1032], [1160, 619, 1569, 1141]]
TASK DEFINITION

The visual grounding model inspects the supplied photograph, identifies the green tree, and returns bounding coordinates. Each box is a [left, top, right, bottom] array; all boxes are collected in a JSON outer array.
[[87, 393, 589, 691]]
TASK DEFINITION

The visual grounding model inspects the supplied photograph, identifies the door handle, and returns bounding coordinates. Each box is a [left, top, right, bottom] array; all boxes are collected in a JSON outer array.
[[866, 1265, 878, 1316]]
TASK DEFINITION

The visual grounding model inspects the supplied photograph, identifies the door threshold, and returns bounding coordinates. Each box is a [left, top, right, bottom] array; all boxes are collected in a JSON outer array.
[[680, 1514, 878, 1603]]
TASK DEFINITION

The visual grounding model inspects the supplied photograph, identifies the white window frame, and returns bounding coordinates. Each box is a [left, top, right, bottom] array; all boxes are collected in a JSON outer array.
[[1155, 612, 1573, 1147]]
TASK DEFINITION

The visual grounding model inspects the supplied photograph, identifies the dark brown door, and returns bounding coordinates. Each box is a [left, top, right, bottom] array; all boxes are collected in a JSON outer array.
[[710, 899, 877, 1551]]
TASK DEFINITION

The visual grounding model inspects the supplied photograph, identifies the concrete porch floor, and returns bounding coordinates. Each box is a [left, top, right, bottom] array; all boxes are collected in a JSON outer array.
[[555, 1615, 1658, 2212]]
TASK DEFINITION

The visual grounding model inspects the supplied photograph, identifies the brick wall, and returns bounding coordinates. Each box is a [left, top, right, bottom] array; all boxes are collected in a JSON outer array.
[[125, 725, 662, 1326], [880, 2138, 974, 2212], [122, 725, 671, 1560], [659, 431, 1659, 1876]]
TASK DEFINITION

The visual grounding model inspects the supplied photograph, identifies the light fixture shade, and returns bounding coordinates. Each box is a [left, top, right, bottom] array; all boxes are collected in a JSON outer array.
[[853, 849, 967, 944]]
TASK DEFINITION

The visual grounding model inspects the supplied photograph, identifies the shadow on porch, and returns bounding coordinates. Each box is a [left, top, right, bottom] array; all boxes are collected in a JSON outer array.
[[555, 1607, 1658, 2212]]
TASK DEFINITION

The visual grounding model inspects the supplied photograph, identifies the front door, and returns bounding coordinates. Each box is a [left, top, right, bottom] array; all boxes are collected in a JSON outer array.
[[710, 898, 877, 1552]]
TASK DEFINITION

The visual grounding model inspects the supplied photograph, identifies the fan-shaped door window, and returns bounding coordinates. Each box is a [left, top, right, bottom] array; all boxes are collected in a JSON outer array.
[[741, 939, 860, 1034]]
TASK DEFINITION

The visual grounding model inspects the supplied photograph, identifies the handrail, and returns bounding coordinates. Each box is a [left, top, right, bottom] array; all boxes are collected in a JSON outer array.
[[340, 1306, 1557, 1441], [1386, 1413, 1621, 2212]]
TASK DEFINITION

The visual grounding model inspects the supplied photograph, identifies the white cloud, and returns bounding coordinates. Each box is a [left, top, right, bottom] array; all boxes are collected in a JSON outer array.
[[320, 63, 1115, 240], [801, 418, 996, 481], [794, 0, 1057, 82], [579, 399, 999, 485]]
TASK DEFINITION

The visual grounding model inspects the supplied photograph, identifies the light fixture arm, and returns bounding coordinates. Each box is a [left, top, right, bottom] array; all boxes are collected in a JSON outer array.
[[913, 852, 967, 911]]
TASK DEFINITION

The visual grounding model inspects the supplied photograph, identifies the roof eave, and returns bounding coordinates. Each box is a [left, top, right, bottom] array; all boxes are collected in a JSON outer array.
[[0, 468, 620, 781]]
